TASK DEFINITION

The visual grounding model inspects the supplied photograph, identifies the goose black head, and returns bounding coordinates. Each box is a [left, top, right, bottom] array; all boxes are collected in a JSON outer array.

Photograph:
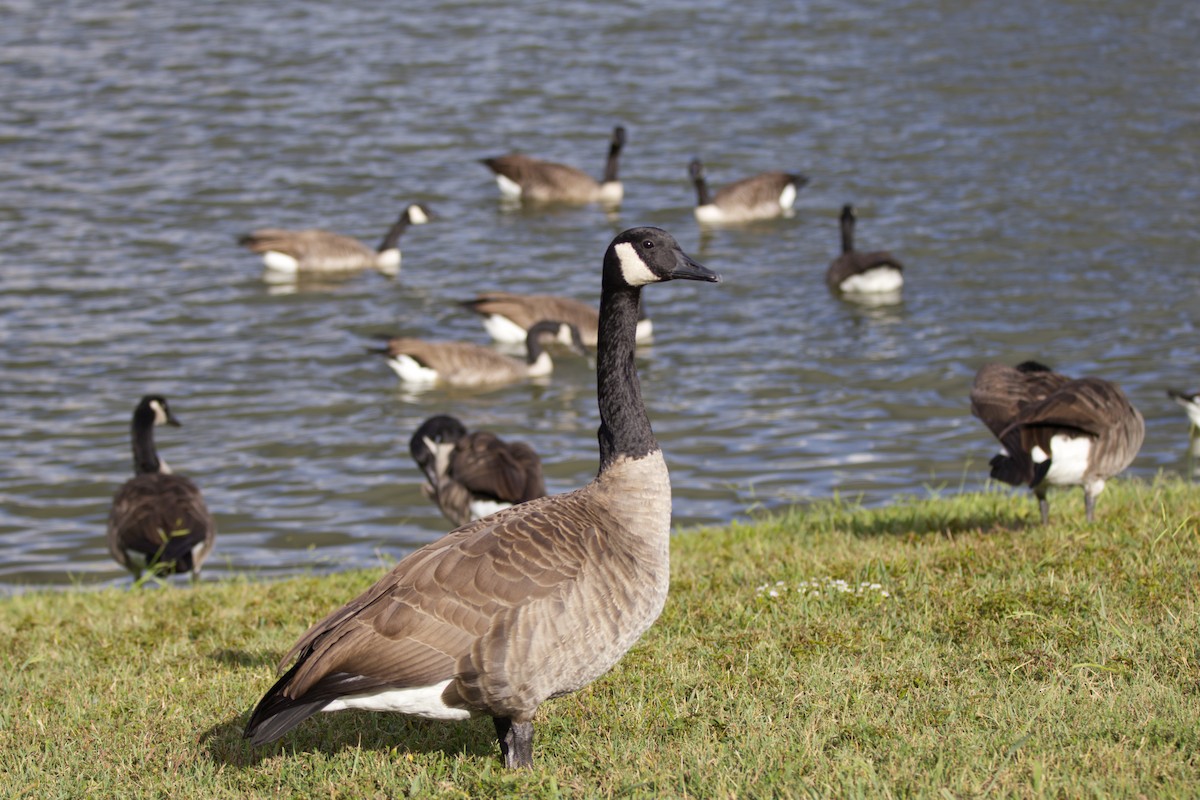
[[840, 204, 857, 225], [687, 158, 706, 182], [405, 204, 433, 225], [134, 395, 180, 428], [611, 126, 627, 149], [603, 227, 721, 291]]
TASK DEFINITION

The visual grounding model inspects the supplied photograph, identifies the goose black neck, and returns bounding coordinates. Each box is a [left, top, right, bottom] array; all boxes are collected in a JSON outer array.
[[693, 173, 713, 207], [596, 285, 655, 470], [840, 214, 855, 255], [131, 417, 161, 475], [523, 321, 553, 366], [603, 142, 622, 183], [377, 217, 410, 253]]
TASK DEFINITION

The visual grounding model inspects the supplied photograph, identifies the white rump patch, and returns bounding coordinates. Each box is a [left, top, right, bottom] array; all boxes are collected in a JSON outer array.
[[613, 241, 658, 286], [778, 183, 797, 211], [322, 679, 472, 721], [376, 249, 401, 276], [469, 498, 511, 520], [693, 204, 724, 225], [387, 354, 440, 385], [481, 314, 529, 344], [261, 250, 300, 274], [525, 350, 553, 378], [494, 174, 523, 199], [598, 181, 624, 205], [840, 267, 903, 293], [1041, 434, 1092, 486]]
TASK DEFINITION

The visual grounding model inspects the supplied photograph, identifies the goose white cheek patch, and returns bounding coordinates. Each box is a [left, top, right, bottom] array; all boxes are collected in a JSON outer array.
[[614, 242, 658, 286]]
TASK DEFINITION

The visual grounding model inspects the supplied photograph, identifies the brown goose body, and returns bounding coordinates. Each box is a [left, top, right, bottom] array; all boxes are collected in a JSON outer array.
[[410, 415, 546, 527], [239, 204, 429, 277], [825, 204, 905, 293], [107, 396, 215, 581], [245, 227, 721, 769], [380, 320, 584, 389], [971, 362, 1144, 523], [460, 290, 653, 347], [689, 158, 808, 224], [482, 126, 625, 205]]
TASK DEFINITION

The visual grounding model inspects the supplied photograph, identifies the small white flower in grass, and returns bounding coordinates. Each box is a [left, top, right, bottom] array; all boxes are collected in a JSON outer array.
[[755, 577, 894, 601]]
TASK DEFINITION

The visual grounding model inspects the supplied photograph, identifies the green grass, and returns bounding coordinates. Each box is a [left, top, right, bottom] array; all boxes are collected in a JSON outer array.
[[2, 476, 1198, 798]]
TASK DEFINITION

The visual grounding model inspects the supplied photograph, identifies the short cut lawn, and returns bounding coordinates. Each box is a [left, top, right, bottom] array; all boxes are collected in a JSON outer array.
[[1, 476, 1197, 798]]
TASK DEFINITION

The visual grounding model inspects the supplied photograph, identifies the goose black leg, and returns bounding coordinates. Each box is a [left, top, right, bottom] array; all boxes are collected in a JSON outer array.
[[1036, 490, 1050, 525], [494, 716, 534, 769], [1084, 490, 1096, 523]]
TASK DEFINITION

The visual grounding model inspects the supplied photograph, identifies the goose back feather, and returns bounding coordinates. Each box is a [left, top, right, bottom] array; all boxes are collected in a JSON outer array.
[[482, 126, 625, 205], [460, 291, 652, 347], [689, 157, 807, 224]]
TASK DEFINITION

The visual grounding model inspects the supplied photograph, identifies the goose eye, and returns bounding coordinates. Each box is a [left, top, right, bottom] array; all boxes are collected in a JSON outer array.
[[642, 240, 654, 249]]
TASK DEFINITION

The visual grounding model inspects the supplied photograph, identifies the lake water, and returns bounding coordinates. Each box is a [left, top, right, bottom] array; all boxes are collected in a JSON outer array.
[[2, 0, 1197, 588]]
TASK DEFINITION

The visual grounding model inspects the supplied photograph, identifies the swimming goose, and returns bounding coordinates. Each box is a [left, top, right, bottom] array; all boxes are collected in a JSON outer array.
[[481, 126, 626, 205], [460, 290, 653, 347], [688, 157, 808, 224], [238, 203, 431, 277], [107, 395, 216, 582], [410, 415, 547, 527], [244, 227, 720, 768], [971, 361, 1144, 523], [826, 204, 905, 294], [377, 320, 586, 389], [1167, 388, 1200, 450]]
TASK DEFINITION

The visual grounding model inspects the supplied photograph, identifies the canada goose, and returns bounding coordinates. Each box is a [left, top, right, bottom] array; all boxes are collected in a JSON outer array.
[[377, 319, 587, 389], [481, 126, 626, 205], [410, 415, 547, 527], [688, 157, 808, 224], [826, 204, 905, 294], [1166, 388, 1200, 450], [459, 291, 653, 348], [107, 395, 216, 581], [970, 361, 1145, 523], [243, 227, 720, 768], [238, 203, 431, 277]]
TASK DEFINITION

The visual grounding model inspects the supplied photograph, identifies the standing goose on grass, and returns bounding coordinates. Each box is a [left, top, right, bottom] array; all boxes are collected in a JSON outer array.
[[688, 157, 808, 224], [410, 415, 547, 527], [481, 126, 626, 205], [970, 361, 1144, 524], [238, 203, 431, 278], [1166, 388, 1200, 452], [460, 290, 653, 347], [825, 204, 905, 294], [107, 395, 216, 582], [375, 320, 587, 389], [243, 227, 721, 769]]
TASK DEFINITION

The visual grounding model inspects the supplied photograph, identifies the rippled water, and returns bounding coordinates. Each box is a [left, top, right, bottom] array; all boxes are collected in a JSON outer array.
[[2, 0, 1198, 588]]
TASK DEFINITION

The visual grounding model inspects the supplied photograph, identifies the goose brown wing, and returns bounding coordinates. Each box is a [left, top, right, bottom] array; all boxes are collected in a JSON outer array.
[[464, 292, 598, 333], [449, 433, 546, 504], [241, 229, 374, 264], [712, 171, 804, 207], [970, 363, 1068, 439], [1003, 378, 1124, 439], [107, 474, 213, 571]]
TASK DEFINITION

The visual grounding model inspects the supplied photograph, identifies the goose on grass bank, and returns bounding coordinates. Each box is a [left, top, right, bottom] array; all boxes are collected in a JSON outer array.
[[688, 157, 807, 224], [243, 227, 721, 769], [1167, 388, 1200, 452], [825, 204, 905, 294], [375, 320, 586, 389], [107, 395, 216, 582], [970, 361, 1144, 523], [460, 290, 653, 347], [239, 203, 431, 278], [481, 126, 626, 205], [410, 415, 546, 527]]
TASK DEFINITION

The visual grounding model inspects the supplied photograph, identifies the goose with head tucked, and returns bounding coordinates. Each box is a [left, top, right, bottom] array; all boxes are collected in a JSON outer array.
[[107, 395, 216, 582], [459, 290, 653, 348], [376, 319, 586, 389], [244, 227, 720, 769], [239, 203, 431, 278], [971, 361, 1144, 524], [688, 157, 808, 224], [481, 126, 626, 205], [826, 204, 905, 294], [410, 415, 547, 527]]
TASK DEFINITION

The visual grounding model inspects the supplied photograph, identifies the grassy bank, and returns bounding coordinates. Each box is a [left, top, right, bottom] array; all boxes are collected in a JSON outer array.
[[2, 477, 1198, 798]]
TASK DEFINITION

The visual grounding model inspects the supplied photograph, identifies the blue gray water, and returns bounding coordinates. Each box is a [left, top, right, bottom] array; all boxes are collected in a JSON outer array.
[[2, 0, 1197, 588]]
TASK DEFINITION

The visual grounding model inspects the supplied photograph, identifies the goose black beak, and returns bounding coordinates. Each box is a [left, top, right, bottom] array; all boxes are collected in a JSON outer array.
[[670, 252, 721, 283], [167, 413, 182, 428]]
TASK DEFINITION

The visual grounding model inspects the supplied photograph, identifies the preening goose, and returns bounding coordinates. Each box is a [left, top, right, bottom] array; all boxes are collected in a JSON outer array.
[[410, 415, 547, 527], [1167, 388, 1200, 451], [107, 395, 216, 582], [377, 320, 587, 389], [688, 157, 808, 224], [826, 204, 905, 294], [243, 227, 721, 768], [238, 203, 430, 277], [971, 361, 1144, 523], [460, 290, 653, 347], [481, 126, 626, 205]]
